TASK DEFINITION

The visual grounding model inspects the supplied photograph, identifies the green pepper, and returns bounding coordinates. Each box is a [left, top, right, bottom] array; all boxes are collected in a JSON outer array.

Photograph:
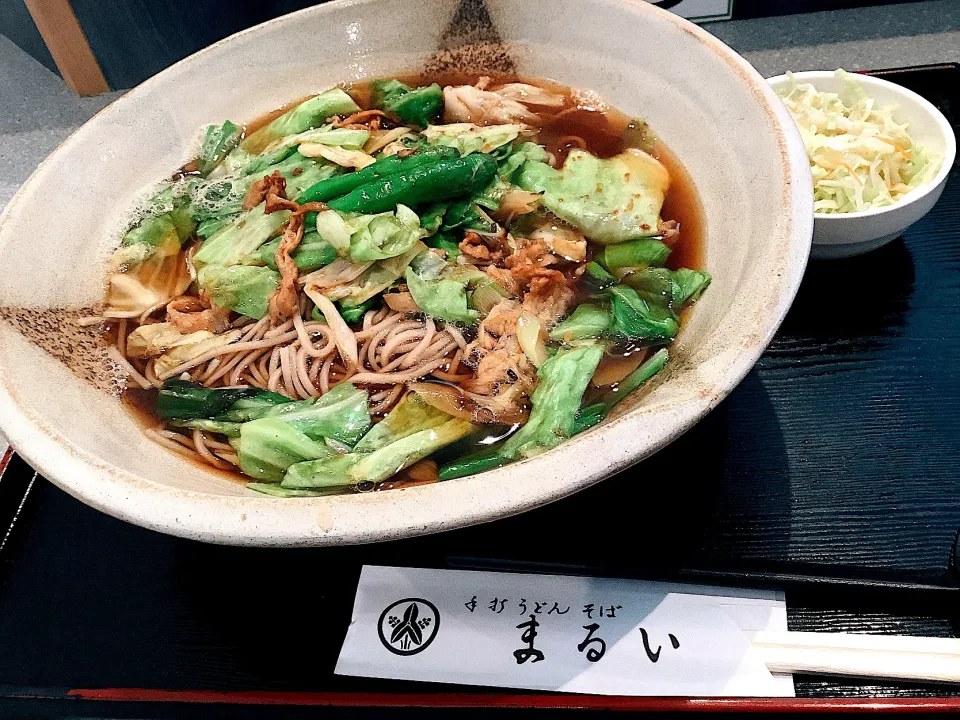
[[328, 154, 498, 214], [372, 81, 444, 127], [438, 448, 510, 481], [258, 231, 337, 272], [338, 297, 377, 323], [425, 231, 460, 259], [156, 379, 262, 420], [295, 146, 458, 205], [571, 349, 670, 434]]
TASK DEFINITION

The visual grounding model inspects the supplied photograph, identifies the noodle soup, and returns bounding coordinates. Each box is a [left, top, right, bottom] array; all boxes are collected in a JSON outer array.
[[100, 74, 708, 497]]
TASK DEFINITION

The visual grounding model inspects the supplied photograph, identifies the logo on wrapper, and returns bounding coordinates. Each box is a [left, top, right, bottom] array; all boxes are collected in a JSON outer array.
[[378, 598, 440, 655]]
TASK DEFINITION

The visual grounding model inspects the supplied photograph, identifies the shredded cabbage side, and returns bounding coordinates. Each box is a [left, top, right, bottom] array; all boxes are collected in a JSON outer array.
[[777, 69, 942, 214]]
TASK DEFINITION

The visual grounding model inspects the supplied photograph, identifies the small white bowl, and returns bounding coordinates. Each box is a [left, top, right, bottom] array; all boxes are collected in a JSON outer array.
[[768, 70, 956, 259]]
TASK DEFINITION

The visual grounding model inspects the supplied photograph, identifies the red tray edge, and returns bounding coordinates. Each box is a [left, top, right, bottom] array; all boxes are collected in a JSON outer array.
[[37, 689, 960, 712]]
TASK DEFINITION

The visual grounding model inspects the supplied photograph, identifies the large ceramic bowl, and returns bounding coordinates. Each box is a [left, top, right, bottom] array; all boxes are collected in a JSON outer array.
[[0, 0, 812, 546]]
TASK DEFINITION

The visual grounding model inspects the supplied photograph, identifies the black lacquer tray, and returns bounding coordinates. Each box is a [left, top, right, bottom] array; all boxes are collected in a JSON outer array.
[[0, 64, 958, 717]]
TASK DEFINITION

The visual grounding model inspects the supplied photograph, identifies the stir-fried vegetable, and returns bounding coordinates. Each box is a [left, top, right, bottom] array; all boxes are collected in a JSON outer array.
[[500, 343, 604, 459], [327, 153, 498, 214], [240, 89, 360, 154], [193, 202, 291, 268], [283, 417, 473, 488], [371, 79, 444, 127], [197, 264, 279, 319], [518, 148, 669, 244], [572, 349, 669, 434], [198, 120, 241, 176], [404, 267, 478, 324], [549, 303, 611, 342], [622, 267, 711, 309], [258, 231, 337, 272], [234, 418, 334, 482], [262, 382, 371, 445], [296, 146, 458, 204], [157, 380, 271, 420]]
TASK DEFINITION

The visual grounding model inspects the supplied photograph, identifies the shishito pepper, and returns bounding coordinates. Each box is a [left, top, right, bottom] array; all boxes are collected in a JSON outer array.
[[327, 154, 498, 214], [295, 146, 457, 204]]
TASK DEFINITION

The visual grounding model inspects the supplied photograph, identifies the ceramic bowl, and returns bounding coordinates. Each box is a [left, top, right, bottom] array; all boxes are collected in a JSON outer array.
[[0, 0, 812, 546], [768, 70, 956, 259]]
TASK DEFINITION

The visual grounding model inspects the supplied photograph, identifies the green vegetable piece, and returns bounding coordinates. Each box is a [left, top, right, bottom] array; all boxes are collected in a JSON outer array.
[[338, 297, 376, 324], [122, 214, 181, 248], [263, 381, 371, 446], [608, 284, 680, 344], [156, 379, 260, 421], [621, 267, 711, 309], [193, 202, 292, 268], [425, 231, 460, 259], [348, 204, 424, 263], [570, 403, 606, 435], [581, 261, 617, 294], [235, 417, 334, 483], [353, 393, 451, 453], [198, 264, 279, 319], [500, 343, 604, 459], [247, 483, 324, 497], [168, 418, 243, 437], [328, 154, 498, 214], [517, 148, 669, 244], [572, 349, 670, 433], [189, 153, 332, 235], [215, 391, 291, 422], [422, 123, 524, 156], [314, 242, 425, 306], [441, 198, 496, 232], [671, 268, 712, 306], [240, 145, 299, 177], [438, 448, 509, 481], [498, 142, 549, 182], [600, 348, 669, 408], [549, 303, 612, 342], [296, 146, 458, 205], [282, 417, 473, 488], [419, 203, 447, 235], [620, 267, 675, 308], [371, 79, 444, 127], [596, 239, 671, 273], [405, 267, 479, 324], [270, 154, 340, 199], [197, 217, 230, 239], [241, 89, 360, 154], [258, 231, 337, 272], [198, 120, 241, 176], [410, 248, 447, 280]]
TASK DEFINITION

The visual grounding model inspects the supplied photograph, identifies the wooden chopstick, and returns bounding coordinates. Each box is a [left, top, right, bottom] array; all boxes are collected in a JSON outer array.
[[749, 631, 960, 684]]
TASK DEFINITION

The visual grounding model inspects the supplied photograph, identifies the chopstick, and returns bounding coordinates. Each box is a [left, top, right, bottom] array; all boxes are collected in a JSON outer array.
[[748, 631, 960, 684]]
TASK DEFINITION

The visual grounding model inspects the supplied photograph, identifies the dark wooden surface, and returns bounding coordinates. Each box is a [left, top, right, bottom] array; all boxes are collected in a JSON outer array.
[[0, 65, 958, 714]]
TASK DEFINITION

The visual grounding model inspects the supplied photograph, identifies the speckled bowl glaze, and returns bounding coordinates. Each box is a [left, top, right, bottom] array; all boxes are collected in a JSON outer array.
[[0, 0, 812, 546]]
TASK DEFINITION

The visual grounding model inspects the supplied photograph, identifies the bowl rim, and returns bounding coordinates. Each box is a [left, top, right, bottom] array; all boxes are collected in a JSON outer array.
[[0, 0, 814, 546], [767, 70, 957, 222]]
